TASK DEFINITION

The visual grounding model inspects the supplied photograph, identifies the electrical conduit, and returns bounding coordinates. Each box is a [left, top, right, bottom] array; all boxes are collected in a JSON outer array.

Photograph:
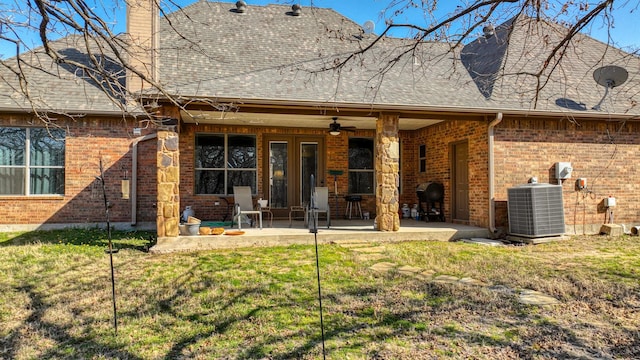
[[488, 113, 503, 234]]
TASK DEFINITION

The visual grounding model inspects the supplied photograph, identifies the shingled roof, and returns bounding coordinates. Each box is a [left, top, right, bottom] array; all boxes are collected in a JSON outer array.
[[461, 16, 640, 115], [152, 1, 640, 117], [0, 0, 638, 118], [154, 1, 487, 109], [0, 35, 129, 114]]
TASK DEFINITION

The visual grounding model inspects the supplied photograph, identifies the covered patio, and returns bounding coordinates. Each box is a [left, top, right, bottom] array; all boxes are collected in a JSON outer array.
[[150, 219, 490, 253]]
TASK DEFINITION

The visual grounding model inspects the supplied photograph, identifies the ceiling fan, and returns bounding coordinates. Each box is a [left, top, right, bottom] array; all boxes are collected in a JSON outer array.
[[328, 117, 356, 135]]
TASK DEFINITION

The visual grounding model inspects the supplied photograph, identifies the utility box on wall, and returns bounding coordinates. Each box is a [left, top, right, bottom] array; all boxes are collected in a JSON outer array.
[[507, 183, 565, 237], [555, 162, 573, 180]]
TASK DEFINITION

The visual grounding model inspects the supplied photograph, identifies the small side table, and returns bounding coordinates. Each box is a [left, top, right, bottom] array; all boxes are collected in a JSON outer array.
[[289, 205, 307, 227], [260, 206, 273, 227], [344, 195, 363, 219]]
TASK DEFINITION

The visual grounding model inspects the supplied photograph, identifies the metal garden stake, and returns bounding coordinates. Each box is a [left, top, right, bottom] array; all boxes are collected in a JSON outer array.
[[309, 174, 326, 359], [98, 157, 118, 334]]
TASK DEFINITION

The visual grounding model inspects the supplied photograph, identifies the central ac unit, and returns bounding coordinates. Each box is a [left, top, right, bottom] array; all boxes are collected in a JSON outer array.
[[507, 183, 565, 237]]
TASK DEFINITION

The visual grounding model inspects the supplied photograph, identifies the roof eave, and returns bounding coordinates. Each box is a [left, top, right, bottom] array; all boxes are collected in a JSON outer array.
[[0, 106, 145, 118], [142, 94, 640, 121]]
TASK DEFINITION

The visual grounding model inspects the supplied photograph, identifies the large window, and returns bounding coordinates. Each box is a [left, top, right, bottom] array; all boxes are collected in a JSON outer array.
[[195, 134, 257, 195], [0, 127, 65, 195], [348, 137, 374, 194]]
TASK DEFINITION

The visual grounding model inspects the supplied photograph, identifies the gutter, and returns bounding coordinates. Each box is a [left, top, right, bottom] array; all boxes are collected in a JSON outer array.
[[131, 133, 157, 226], [488, 112, 503, 234], [139, 96, 640, 121], [0, 106, 146, 117]]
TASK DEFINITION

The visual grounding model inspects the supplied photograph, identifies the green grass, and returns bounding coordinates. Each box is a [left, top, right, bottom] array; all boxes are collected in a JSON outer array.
[[1, 231, 639, 359]]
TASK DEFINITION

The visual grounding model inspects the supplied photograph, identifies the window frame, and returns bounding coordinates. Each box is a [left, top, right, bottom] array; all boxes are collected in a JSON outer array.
[[0, 126, 66, 196], [419, 144, 427, 173], [194, 133, 258, 195]]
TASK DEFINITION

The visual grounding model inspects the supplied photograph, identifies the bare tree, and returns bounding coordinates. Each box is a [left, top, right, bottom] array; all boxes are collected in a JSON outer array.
[[0, 0, 225, 125], [318, 0, 639, 108], [0, 0, 638, 122]]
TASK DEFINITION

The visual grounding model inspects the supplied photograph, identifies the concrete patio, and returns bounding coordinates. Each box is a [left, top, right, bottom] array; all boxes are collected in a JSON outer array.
[[150, 218, 491, 253]]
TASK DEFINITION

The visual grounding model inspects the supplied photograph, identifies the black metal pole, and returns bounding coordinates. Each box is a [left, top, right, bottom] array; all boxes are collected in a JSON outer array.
[[309, 175, 326, 359], [99, 158, 118, 335]]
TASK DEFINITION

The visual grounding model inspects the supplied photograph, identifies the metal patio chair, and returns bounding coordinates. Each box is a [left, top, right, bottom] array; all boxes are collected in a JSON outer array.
[[232, 186, 262, 230], [309, 186, 331, 228]]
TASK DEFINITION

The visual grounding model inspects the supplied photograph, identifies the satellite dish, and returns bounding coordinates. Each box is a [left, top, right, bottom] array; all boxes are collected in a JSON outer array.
[[591, 65, 628, 111], [593, 65, 628, 88], [363, 20, 375, 34]]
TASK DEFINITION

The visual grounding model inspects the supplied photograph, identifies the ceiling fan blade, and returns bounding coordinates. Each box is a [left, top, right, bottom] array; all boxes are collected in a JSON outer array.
[[328, 117, 357, 133]]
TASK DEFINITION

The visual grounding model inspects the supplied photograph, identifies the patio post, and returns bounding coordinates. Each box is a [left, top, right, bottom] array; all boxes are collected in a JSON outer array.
[[157, 130, 180, 237], [375, 114, 401, 231]]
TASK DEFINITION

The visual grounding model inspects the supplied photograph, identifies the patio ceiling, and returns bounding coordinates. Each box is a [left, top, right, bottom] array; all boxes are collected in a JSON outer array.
[[180, 110, 443, 131]]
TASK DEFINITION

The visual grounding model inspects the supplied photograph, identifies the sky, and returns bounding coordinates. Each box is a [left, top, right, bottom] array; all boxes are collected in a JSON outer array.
[[1, 0, 638, 57]]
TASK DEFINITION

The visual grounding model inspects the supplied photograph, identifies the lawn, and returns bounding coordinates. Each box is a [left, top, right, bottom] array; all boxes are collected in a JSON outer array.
[[1, 229, 639, 359]]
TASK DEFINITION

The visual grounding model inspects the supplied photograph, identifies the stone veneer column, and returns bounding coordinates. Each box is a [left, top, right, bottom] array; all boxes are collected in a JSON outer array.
[[157, 130, 180, 237], [375, 114, 400, 231]]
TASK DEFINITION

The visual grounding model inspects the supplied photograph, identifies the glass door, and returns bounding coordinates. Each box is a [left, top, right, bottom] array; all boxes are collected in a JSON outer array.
[[264, 135, 325, 218], [269, 141, 288, 208], [300, 142, 318, 206]]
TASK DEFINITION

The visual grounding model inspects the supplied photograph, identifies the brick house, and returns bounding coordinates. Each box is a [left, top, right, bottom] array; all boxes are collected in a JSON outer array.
[[0, 1, 638, 236]]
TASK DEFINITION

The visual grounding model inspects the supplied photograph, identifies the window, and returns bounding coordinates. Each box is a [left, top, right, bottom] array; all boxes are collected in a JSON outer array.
[[0, 127, 65, 195], [419, 144, 426, 173], [348, 137, 374, 194], [195, 134, 257, 195]]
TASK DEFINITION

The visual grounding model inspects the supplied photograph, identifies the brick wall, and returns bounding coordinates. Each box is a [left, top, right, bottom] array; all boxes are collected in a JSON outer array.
[[178, 123, 380, 221], [136, 138, 158, 222], [177, 121, 490, 224], [9, 114, 632, 233], [0, 115, 155, 227], [494, 118, 640, 232], [411, 119, 489, 227]]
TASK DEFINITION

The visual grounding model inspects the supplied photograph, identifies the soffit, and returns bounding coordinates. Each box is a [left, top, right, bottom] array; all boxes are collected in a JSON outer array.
[[179, 110, 443, 130]]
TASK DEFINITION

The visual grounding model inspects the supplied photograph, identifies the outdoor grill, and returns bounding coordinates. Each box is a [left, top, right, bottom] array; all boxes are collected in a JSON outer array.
[[416, 182, 445, 222]]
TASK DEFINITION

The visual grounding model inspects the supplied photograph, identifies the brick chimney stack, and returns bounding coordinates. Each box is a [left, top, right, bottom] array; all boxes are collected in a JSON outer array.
[[126, 0, 159, 93]]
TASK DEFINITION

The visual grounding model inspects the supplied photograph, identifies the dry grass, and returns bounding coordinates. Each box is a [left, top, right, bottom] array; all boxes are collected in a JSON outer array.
[[1, 230, 639, 359]]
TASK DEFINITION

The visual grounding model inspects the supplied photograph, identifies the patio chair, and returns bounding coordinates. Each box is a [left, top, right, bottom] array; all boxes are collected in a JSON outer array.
[[308, 187, 330, 228], [232, 186, 262, 230]]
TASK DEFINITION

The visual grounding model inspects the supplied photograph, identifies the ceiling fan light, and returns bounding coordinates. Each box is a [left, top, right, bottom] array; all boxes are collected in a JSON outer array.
[[329, 129, 340, 136]]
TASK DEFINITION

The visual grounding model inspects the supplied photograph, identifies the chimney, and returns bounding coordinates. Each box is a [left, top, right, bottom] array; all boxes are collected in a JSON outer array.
[[126, 0, 159, 93]]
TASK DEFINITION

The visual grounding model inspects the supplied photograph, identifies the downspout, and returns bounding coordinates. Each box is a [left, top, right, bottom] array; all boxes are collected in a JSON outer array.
[[488, 112, 503, 234], [131, 133, 157, 226]]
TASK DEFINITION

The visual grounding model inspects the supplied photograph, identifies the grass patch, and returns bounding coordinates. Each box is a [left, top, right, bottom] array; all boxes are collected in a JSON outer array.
[[1, 231, 639, 359], [0, 228, 155, 251]]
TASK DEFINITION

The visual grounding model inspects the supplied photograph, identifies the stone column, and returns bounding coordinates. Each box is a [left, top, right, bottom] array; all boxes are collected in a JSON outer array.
[[375, 114, 400, 231], [157, 130, 180, 237]]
